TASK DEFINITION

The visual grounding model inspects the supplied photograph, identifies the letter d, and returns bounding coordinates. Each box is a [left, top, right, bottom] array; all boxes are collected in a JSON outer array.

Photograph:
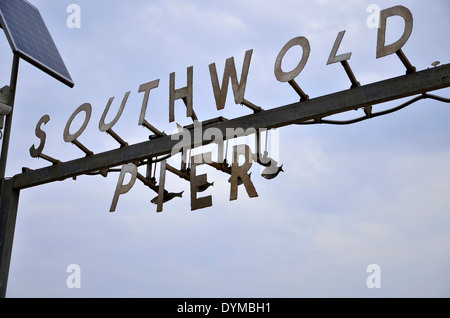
[[376, 5, 413, 58], [222, 303, 230, 312]]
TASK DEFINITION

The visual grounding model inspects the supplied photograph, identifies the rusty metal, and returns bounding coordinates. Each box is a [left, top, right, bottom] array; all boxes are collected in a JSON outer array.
[[241, 98, 263, 112], [36, 153, 60, 165], [71, 139, 93, 157], [105, 128, 128, 148], [166, 163, 190, 182], [142, 120, 166, 137], [136, 171, 157, 191], [395, 49, 416, 74], [288, 79, 309, 101], [340, 60, 360, 88]]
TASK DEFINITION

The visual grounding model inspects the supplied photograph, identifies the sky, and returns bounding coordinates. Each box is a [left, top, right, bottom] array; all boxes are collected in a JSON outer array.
[[1, 0, 450, 298]]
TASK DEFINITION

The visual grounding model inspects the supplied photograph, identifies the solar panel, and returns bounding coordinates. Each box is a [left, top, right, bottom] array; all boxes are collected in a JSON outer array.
[[0, 0, 74, 87]]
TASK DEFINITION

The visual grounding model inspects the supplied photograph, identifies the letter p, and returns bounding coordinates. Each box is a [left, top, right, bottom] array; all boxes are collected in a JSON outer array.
[[109, 163, 137, 212]]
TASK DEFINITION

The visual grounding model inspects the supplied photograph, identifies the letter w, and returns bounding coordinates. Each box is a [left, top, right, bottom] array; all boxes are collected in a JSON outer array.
[[209, 49, 253, 110]]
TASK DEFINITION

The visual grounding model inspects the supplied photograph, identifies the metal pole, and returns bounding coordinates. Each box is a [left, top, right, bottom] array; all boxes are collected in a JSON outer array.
[[0, 55, 20, 180], [0, 178, 20, 298]]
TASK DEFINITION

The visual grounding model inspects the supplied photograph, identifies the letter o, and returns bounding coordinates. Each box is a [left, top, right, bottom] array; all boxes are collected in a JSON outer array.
[[274, 36, 310, 82], [63, 103, 92, 143]]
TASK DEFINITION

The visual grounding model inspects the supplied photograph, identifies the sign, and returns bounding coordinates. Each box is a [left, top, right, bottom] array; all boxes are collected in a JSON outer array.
[[27, 5, 419, 213]]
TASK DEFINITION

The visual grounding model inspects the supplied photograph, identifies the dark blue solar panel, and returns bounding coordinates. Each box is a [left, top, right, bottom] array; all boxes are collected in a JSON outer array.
[[0, 0, 74, 87]]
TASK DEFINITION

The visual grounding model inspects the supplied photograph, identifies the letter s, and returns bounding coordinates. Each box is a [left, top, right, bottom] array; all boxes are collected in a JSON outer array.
[[29, 114, 50, 158]]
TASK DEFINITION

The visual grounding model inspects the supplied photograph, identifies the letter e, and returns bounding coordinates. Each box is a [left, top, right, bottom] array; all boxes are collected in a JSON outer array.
[[29, 114, 50, 158], [109, 163, 137, 212]]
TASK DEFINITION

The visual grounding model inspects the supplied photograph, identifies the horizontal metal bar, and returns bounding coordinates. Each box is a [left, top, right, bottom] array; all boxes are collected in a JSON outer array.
[[13, 64, 450, 190]]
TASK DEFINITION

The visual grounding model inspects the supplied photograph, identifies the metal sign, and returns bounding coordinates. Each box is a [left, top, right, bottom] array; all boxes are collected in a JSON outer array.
[[1, 4, 450, 297], [23, 5, 446, 213]]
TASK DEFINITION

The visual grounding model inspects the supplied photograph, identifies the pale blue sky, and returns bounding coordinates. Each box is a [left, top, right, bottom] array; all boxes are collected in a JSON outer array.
[[2, 0, 450, 297]]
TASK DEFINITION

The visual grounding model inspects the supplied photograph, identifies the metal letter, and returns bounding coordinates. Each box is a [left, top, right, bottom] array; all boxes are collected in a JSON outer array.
[[63, 103, 92, 143], [169, 66, 193, 123], [228, 144, 258, 201], [109, 163, 137, 212], [327, 30, 360, 88], [327, 30, 352, 65], [99, 91, 130, 132], [274, 36, 310, 82], [190, 152, 213, 211], [209, 49, 253, 110], [376, 5, 413, 58], [138, 79, 160, 126], [29, 114, 49, 158]]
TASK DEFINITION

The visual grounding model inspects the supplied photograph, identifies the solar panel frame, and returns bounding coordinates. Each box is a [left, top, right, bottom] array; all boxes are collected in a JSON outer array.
[[0, 0, 74, 87]]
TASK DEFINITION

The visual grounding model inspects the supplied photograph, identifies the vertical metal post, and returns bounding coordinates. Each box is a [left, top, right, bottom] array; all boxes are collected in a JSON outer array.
[[0, 52, 21, 299], [0, 178, 20, 298], [0, 55, 20, 180]]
